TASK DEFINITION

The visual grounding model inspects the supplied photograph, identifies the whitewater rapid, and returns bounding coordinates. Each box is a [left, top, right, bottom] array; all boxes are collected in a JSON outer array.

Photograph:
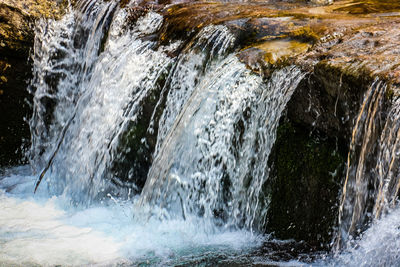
[[0, 166, 264, 266], [3, 0, 400, 266]]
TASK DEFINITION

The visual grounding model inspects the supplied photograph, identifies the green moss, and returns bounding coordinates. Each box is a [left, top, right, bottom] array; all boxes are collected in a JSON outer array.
[[265, 120, 346, 249], [314, 60, 375, 99]]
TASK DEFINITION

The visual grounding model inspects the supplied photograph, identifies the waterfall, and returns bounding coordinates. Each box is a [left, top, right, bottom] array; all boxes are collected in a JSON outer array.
[[29, 0, 118, 170], [152, 25, 236, 156], [6, 0, 400, 265], [28, 0, 305, 231], [373, 96, 400, 215], [29, 4, 177, 203], [336, 79, 400, 248], [111, 24, 237, 190], [139, 59, 304, 230]]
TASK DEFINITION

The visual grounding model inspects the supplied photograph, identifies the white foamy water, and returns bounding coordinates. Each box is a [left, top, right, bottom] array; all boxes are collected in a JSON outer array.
[[314, 207, 400, 267], [0, 167, 264, 266], [141, 58, 304, 231], [9, 0, 400, 265]]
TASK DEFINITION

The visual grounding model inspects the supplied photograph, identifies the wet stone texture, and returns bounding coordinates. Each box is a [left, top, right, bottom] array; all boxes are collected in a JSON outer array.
[[266, 120, 346, 249], [0, 0, 66, 166], [150, 0, 400, 249], [266, 2, 400, 249], [3, 0, 400, 252]]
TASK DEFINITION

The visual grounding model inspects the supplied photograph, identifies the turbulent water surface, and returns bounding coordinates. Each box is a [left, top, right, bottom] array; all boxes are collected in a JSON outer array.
[[0, 166, 264, 266], [2, 0, 400, 266], [2, 167, 400, 266]]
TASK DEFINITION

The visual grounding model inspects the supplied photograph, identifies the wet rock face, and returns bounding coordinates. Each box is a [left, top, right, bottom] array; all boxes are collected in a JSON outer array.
[[288, 62, 373, 140], [0, 0, 66, 166], [0, 55, 32, 166], [266, 120, 345, 249], [299, 20, 400, 85], [1, 0, 400, 250], [264, 65, 373, 247], [262, 5, 400, 249]]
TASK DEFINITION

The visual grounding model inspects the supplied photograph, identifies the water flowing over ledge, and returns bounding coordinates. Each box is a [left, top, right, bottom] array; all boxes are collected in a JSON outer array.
[[2, 0, 400, 265]]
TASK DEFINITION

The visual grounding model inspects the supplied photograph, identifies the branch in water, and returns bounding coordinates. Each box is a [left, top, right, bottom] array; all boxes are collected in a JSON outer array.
[[34, 106, 78, 193]]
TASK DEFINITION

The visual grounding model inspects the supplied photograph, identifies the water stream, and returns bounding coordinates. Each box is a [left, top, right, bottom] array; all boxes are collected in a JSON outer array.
[[1, 0, 400, 266]]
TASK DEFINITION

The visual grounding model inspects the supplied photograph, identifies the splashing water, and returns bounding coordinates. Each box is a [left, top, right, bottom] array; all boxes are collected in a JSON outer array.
[[318, 207, 400, 267], [335, 79, 400, 248], [1, 1, 296, 265], [139, 57, 304, 230], [5, 0, 400, 265], [0, 166, 263, 266]]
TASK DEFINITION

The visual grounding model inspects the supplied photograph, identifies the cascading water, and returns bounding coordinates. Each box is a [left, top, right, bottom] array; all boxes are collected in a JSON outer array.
[[335, 79, 400, 248], [29, 0, 119, 171], [29, 4, 179, 203], [139, 60, 304, 231], [373, 96, 400, 216], [28, 0, 304, 225], [152, 25, 236, 156], [336, 79, 386, 247], [0, 0, 305, 264], [3, 0, 400, 265]]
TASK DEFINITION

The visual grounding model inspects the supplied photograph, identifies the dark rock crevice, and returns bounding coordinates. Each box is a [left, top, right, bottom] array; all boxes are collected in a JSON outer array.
[[0, 0, 67, 167]]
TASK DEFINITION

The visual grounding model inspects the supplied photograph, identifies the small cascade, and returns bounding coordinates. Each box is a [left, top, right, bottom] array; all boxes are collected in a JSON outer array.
[[139, 57, 304, 230], [110, 24, 237, 190], [373, 96, 400, 216], [29, 6, 178, 203], [29, 0, 119, 170], [152, 25, 236, 156], [28, 0, 306, 227], [336, 79, 399, 248]]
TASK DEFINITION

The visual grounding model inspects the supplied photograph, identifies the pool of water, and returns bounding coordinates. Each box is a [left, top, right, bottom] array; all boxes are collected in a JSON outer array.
[[1, 166, 294, 266], [3, 166, 400, 266]]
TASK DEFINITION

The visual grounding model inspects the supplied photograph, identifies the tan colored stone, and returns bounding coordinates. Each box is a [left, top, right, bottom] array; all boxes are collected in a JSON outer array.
[[0, 0, 67, 19], [0, 0, 67, 52]]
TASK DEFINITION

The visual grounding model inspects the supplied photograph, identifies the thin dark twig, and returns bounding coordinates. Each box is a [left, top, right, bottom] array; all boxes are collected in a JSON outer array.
[[34, 111, 77, 193]]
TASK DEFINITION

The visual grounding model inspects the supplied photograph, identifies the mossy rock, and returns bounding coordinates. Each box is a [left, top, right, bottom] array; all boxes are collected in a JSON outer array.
[[265, 120, 346, 249], [263, 43, 392, 249]]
